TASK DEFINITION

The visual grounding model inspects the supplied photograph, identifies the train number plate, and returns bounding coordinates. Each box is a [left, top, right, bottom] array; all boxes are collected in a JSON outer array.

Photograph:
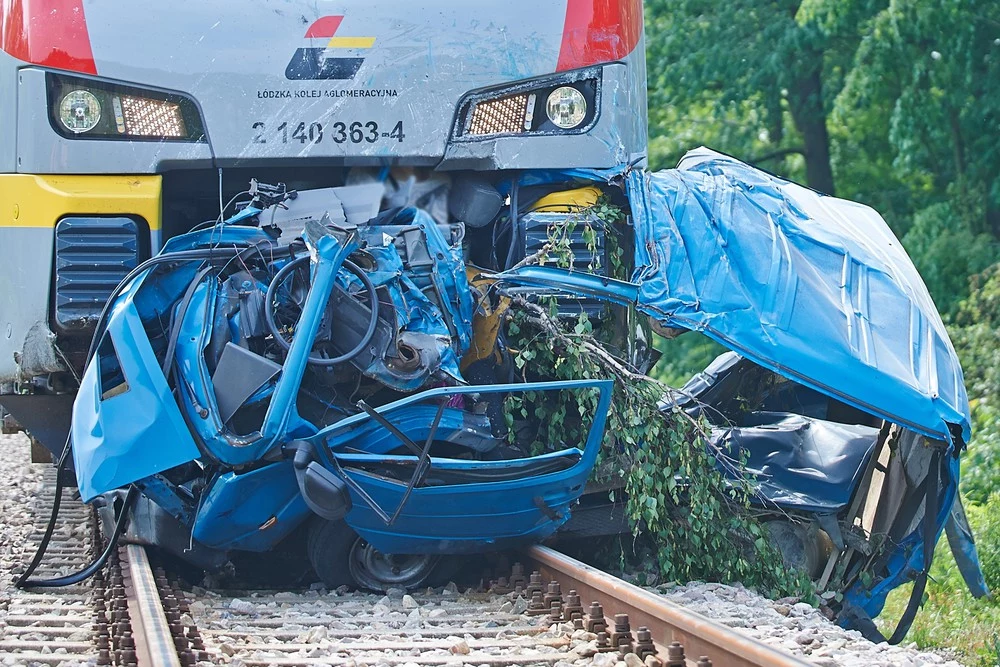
[[251, 120, 405, 145]]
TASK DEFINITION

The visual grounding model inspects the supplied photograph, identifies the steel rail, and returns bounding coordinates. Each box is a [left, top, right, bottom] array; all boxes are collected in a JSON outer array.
[[525, 545, 812, 667], [122, 545, 183, 667]]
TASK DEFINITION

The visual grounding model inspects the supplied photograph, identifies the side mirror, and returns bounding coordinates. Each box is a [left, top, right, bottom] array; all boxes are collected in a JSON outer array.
[[291, 441, 352, 521]]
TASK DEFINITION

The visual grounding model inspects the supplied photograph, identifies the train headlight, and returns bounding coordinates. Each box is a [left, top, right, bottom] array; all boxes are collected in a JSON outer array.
[[58, 90, 102, 133], [466, 93, 535, 136], [545, 87, 587, 129], [47, 73, 205, 142], [454, 68, 600, 139]]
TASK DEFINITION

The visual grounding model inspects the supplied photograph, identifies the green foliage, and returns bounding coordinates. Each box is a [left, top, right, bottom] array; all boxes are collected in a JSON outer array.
[[645, 0, 863, 192], [833, 0, 1000, 313], [503, 209, 810, 596], [963, 402, 1000, 506], [902, 203, 998, 312], [649, 332, 727, 388], [948, 265, 1000, 503], [505, 304, 812, 597], [837, 0, 1000, 219], [646, 0, 1000, 312], [969, 494, 1000, 594]]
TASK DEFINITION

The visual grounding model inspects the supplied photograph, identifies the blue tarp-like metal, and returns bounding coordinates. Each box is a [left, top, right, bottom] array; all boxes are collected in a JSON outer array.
[[629, 148, 971, 444]]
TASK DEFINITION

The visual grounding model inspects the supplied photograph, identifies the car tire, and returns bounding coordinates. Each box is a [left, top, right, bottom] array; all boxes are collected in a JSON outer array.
[[306, 517, 358, 589], [307, 517, 445, 592]]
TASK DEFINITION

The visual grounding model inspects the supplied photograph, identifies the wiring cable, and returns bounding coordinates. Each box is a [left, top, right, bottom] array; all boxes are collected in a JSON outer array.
[[189, 190, 253, 232], [18, 486, 138, 588]]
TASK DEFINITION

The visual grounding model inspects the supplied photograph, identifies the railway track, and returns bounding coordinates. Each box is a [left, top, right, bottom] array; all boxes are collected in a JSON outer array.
[[3, 472, 810, 667], [172, 549, 812, 667], [522, 546, 809, 667], [0, 470, 184, 667]]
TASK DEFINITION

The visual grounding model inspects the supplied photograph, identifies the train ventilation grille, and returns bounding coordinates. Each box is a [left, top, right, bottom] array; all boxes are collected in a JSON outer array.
[[54, 217, 139, 330]]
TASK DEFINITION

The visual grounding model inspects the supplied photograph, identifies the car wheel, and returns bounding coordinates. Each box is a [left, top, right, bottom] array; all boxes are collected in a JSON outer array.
[[306, 517, 358, 589], [348, 536, 440, 592], [307, 517, 441, 592]]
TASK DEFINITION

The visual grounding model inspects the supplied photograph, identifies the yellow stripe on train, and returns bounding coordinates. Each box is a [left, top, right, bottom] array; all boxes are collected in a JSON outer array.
[[0, 175, 161, 230]]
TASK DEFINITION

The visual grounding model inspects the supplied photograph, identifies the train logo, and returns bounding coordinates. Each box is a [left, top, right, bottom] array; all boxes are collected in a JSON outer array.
[[285, 16, 376, 80]]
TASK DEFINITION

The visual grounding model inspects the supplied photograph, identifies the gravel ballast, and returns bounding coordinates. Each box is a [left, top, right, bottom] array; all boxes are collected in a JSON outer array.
[[0, 433, 45, 597], [651, 581, 965, 667]]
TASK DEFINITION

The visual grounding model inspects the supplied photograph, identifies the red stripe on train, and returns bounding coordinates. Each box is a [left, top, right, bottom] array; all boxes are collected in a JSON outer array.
[[1, 0, 97, 74], [556, 0, 643, 72]]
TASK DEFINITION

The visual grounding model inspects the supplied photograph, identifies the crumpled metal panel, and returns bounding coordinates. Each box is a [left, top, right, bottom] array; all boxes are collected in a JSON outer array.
[[71, 275, 201, 502], [629, 148, 970, 443], [314, 379, 613, 555], [351, 207, 474, 388], [193, 462, 309, 552]]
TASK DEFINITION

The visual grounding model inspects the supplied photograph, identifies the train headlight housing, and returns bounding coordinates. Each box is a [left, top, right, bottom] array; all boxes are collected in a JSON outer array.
[[59, 90, 102, 133], [545, 87, 587, 129], [47, 73, 205, 142], [454, 69, 600, 139]]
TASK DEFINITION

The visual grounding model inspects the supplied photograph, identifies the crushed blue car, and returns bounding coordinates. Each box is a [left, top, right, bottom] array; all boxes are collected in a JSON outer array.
[[68, 152, 984, 642], [73, 179, 614, 590]]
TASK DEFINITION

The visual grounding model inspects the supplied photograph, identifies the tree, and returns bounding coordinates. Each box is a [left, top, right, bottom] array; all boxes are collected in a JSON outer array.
[[835, 0, 1000, 235], [644, 0, 859, 194], [644, 0, 1000, 312], [830, 0, 1000, 310]]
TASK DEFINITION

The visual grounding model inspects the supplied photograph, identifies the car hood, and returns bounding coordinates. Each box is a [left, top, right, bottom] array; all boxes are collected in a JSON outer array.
[[628, 148, 970, 443]]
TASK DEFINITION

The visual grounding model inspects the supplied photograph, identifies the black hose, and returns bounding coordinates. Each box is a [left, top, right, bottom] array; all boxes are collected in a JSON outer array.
[[264, 256, 380, 366], [887, 449, 943, 644], [14, 434, 73, 588], [189, 190, 252, 232], [19, 487, 137, 588]]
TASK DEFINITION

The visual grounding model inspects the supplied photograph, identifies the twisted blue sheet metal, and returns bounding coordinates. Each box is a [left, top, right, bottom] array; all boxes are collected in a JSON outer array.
[[629, 148, 971, 444], [72, 272, 201, 502], [313, 379, 614, 554]]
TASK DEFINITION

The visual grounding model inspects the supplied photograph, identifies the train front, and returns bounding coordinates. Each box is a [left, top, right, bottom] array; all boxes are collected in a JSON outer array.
[[0, 0, 646, 452], [0, 0, 646, 592]]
